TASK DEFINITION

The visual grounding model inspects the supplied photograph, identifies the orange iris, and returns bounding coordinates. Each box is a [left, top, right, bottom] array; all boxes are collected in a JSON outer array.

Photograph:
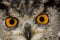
[[36, 13, 49, 25], [5, 17, 18, 28]]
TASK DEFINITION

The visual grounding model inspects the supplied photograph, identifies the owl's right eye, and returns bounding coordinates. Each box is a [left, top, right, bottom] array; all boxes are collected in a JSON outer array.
[[5, 17, 19, 28]]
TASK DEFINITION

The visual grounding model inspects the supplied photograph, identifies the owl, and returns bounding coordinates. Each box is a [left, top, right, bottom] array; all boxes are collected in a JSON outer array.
[[0, 0, 60, 40]]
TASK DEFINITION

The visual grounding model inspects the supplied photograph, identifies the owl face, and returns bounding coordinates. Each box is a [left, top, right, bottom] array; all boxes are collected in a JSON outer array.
[[0, 0, 60, 40]]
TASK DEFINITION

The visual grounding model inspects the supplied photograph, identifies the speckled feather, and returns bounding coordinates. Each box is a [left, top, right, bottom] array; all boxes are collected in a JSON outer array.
[[0, 0, 60, 40]]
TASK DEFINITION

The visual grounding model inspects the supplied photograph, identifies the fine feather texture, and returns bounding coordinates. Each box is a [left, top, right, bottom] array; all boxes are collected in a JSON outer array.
[[0, 0, 60, 40]]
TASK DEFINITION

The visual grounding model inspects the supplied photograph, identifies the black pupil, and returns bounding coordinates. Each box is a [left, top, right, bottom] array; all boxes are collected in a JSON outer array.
[[10, 19, 14, 25], [40, 17, 44, 22]]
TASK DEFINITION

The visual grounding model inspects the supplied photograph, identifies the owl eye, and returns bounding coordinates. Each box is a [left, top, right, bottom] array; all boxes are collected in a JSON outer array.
[[36, 13, 49, 25], [5, 17, 18, 28]]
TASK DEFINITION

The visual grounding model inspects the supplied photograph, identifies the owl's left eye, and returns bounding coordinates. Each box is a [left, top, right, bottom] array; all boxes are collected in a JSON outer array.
[[5, 17, 19, 28], [35, 13, 49, 25]]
